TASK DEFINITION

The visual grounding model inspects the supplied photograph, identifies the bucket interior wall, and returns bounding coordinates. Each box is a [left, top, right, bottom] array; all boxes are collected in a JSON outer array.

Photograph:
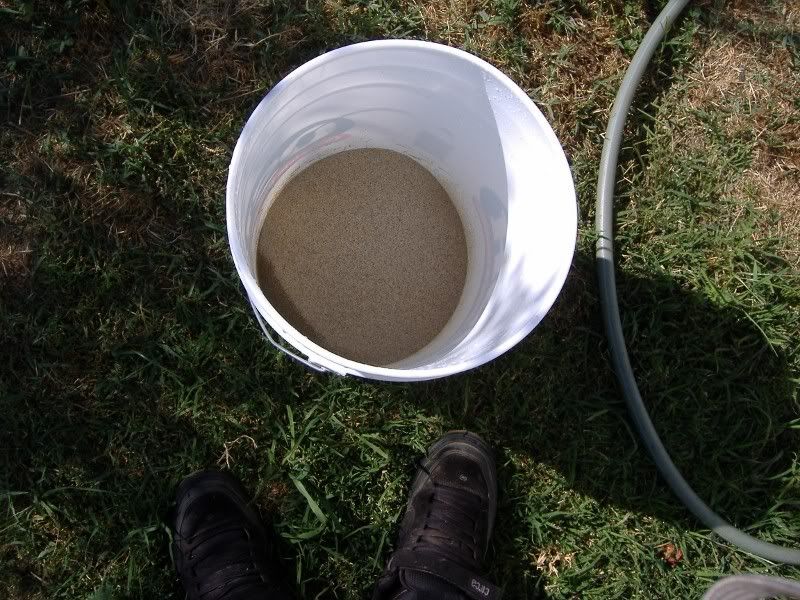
[[228, 43, 576, 375]]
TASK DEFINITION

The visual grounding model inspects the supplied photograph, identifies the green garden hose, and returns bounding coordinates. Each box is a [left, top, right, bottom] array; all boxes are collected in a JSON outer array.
[[594, 0, 800, 565]]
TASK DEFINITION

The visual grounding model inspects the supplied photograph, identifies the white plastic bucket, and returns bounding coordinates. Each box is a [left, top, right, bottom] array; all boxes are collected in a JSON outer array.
[[227, 40, 576, 382]]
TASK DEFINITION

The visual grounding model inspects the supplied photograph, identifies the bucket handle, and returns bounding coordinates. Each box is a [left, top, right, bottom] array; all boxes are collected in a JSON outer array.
[[248, 296, 348, 376]]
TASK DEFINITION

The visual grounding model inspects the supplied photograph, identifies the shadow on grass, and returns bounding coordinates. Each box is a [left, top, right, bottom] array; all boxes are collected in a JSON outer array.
[[3, 241, 796, 598], [392, 251, 798, 591]]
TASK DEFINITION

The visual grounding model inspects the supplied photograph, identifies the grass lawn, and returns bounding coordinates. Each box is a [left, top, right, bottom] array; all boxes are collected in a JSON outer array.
[[2, 0, 799, 598]]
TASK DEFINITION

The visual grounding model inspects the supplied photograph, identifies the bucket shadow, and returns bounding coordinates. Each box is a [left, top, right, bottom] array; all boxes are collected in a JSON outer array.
[[376, 251, 798, 595]]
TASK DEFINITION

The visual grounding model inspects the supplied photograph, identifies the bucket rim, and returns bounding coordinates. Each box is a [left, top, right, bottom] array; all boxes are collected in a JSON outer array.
[[226, 39, 576, 382]]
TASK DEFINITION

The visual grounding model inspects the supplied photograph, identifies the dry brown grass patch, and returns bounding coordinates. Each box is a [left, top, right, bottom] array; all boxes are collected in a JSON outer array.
[[0, 193, 31, 291], [725, 0, 799, 30], [686, 38, 796, 124], [259, 480, 291, 511], [156, 0, 299, 91], [0, 231, 31, 280], [682, 32, 799, 263], [742, 151, 800, 264], [159, 0, 266, 40], [416, 0, 478, 44], [518, 5, 626, 146], [518, 3, 550, 39], [533, 546, 576, 578]]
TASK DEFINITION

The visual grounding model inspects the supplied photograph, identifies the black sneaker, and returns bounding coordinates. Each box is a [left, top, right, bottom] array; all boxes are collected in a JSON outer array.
[[373, 431, 502, 600], [171, 470, 293, 600]]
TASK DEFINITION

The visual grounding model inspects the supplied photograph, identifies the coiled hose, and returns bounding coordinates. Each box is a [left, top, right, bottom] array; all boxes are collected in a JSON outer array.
[[594, 0, 800, 566]]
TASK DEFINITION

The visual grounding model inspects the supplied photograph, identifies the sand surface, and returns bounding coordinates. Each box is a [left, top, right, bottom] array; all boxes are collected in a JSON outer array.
[[256, 148, 467, 366]]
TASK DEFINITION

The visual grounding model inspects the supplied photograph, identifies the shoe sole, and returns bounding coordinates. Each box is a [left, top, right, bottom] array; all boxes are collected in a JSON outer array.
[[409, 430, 498, 555]]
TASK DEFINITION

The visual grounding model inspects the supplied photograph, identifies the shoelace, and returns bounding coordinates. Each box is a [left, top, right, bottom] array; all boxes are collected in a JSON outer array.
[[411, 483, 484, 568], [184, 516, 272, 599]]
